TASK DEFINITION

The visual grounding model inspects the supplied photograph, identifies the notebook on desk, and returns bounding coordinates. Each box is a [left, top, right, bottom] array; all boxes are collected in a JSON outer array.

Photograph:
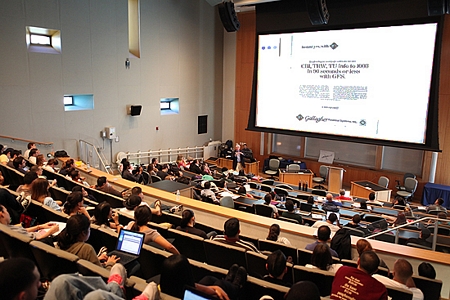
[[107, 229, 144, 266]]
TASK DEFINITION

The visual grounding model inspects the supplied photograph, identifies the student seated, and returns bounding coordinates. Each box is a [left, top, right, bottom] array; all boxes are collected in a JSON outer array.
[[263, 250, 292, 287]]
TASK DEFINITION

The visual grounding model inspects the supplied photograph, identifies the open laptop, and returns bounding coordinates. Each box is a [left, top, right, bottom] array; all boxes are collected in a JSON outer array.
[[183, 285, 214, 300], [298, 202, 313, 216], [107, 229, 145, 266]]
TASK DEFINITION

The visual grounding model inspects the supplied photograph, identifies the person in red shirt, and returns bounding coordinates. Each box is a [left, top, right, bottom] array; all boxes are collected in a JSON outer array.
[[335, 189, 352, 201], [331, 250, 388, 300]]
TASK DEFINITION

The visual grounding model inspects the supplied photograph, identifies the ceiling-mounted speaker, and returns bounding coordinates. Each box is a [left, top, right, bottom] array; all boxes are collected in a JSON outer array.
[[306, 0, 329, 25], [427, 0, 446, 15], [218, 1, 240, 32], [127, 105, 142, 116]]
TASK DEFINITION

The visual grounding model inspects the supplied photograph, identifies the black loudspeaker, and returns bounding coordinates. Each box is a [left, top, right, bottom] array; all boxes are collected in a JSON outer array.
[[198, 115, 207, 134], [129, 105, 142, 116], [306, 0, 329, 25], [218, 1, 240, 32], [427, 0, 446, 15]]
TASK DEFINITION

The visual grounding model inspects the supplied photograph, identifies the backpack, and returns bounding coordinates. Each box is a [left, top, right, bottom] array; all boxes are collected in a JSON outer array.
[[330, 228, 352, 259]]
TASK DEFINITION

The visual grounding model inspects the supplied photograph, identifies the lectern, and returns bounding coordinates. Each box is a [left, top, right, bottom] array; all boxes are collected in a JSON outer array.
[[328, 166, 345, 193]]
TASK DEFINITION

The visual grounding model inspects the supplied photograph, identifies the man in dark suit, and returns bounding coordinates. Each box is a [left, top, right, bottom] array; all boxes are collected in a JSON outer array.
[[189, 159, 202, 174]]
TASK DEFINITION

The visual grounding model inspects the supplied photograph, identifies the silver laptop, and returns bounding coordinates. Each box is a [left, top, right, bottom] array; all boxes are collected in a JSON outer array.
[[107, 229, 145, 266]]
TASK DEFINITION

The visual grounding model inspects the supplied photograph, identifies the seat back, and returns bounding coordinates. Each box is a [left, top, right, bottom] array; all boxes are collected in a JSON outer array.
[[403, 173, 416, 183], [254, 204, 273, 218], [292, 265, 334, 297], [220, 196, 234, 208], [248, 182, 259, 189], [168, 228, 207, 262], [30, 240, 79, 281], [245, 251, 269, 279], [258, 239, 298, 265], [373, 233, 395, 243], [0, 223, 35, 260], [287, 164, 300, 172], [261, 179, 274, 185], [311, 189, 327, 197], [378, 176, 389, 188], [260, 184, 272, 192], [274, 187, 289, 197], [151, 175, 161, 183], [319, 165, 328, 178], [76, 259, 110, 280], [268, 159, 280, 171], [386, 285, 413, 300], [297, 248, 313, 266], [276, 184, 294, 190], [404, 177, 418, 193], [278, 216, 300, 224], [244, 276, 290, 300], [138, 243, 172, 280], [203, 239, 247, 270], [413, 275, 442, 300]]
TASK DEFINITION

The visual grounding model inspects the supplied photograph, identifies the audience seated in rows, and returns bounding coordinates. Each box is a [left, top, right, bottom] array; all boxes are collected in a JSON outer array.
[[36, 153, 46, 167], [123, 186, 161, 216], [0, 148, 14, 165], [121, 161, 143, 183], [281, 199, 303, 224], [57, 214, 119, 270], [43, 158, 58, 173], [200, 181, 219, 204], [63, 191, 90, 219], [331, 251, 388, 299], [373, 259, 424, 300], [263, 193, 278, 218], [355, 239, 389, 270], [31, 178, 62, 211], [418, 262, 436, 279], [125, 205, 179, 255], [0, 204, 59, 242], [59, 158, 75, 176], [266, 223, 291, 245], [28, 148, 40, 165], [16, 171, 38, 198], [24, 142, 36, 159], [7, 150, 21, 169], [13, 156, 28, 174], [72, 185, 97, 203], [312, 212, 341, 233], [0, 257, 159, 300], [0, 188, 26, 224], [335, 189, 352, 201], [407, 228, 431, 248], [160, 254, 247, 300], [305, 225, 339, 258], [237, 185, 254, 199], [306, 243, 342, 273], [70, 169, 90, 187], [263, 250, 292, 287], [94, 176, 123, 198], [427, 197, 447, 213], [176, 209, 217, 239], [321, 193, 343, 212], [213, 217, 260, 253], [92, 201, 122, 232]]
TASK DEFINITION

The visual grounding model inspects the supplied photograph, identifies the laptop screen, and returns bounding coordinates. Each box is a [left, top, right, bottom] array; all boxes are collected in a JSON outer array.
[[116, 229, 144, 255], [183, 286, 214, 300]]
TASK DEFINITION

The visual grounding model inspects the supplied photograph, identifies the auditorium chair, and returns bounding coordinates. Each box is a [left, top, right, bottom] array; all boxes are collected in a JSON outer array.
[[296, 248, 313, 266], [219, 196, 234, 208], [312, 165, 328, 189], [260, 184, 272, 192], [0, 223, 35, 260], [292, 265, 334, 297], [396, 177, 418, 202], [264, 159, 280, 179], [167, 228, 207, 263], [203, 239, 247, 270], [138, 243, 172, 280], [378, 176, 389, 188], [151, 175, 161, 183], [245, 251, 269, 279], [413, 275, 442, 300], [275, 184, 294, 190], [386, 285, 413, 300], [258, 239, 298, 266], [261, 179, 275, 186], [254, 204, 274, 218], [311, 189, 327, 197], [286, 164, 300, 172]]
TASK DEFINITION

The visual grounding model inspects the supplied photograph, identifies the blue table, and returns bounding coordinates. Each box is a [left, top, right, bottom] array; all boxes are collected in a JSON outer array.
[[422, 182, 450, 208]]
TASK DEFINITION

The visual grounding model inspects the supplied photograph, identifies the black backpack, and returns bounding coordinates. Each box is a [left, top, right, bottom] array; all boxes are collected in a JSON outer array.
[[330, 228, 352, 260]]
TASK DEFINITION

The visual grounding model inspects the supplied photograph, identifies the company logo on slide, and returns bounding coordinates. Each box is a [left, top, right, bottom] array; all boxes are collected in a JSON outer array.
[[330, 42, 338, 50], [296, 114, 304, 121], [296, 114, 357, 125], [359, 119, 366, 126]]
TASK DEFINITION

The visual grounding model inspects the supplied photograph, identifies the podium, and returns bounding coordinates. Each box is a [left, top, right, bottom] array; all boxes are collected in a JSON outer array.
[[327, 166, 345, 193]]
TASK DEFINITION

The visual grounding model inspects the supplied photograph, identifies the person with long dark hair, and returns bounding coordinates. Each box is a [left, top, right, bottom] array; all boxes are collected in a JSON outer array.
[[92, 201, 122, 232], [57, 214, 119, 269], [63, 191, 90, 218], [266, 224, 291, 245], [30, 178, 62, 211], [125, 205, 180, 254], [306, 243, 342, 273], [121, 161, 143, 183]]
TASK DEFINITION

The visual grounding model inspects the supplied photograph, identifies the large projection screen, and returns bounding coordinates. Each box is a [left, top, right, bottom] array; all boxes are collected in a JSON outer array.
[[250, 20, 441, 151]]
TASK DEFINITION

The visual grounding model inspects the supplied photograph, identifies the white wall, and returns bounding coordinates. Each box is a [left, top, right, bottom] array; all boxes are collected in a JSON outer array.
[[0, 0, 224, 163]]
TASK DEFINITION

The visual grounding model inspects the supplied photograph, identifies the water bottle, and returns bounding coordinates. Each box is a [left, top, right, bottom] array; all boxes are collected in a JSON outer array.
[[299, 181, 302, 191], [304, 181, 308, 192], [176, 190, 180, 202]]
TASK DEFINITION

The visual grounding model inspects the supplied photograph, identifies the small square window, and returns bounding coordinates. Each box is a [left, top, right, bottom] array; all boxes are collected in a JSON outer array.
[[30, 34, 52, 46], [64, 96, 74, 106]]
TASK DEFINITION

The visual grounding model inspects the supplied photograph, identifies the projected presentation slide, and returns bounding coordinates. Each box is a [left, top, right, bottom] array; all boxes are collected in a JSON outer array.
[[255, 23, 437, 144]]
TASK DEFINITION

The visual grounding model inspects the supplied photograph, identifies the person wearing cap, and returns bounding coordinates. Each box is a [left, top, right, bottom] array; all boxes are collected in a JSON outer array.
[[406, 228, 432, 248]]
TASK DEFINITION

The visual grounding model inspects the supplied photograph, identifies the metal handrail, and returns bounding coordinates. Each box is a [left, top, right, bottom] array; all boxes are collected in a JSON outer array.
[[124, 146, 205, 166], [366, 215, 448, 251], [78, 140, 112, 174]]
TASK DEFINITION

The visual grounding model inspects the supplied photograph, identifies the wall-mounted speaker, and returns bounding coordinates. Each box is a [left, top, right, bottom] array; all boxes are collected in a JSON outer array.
[[306, 0, 329, 25], [128, 105, 142, 116], [198, 115, 208, 134], [427, 0, 446, 15], [218, 1, 240, 32]]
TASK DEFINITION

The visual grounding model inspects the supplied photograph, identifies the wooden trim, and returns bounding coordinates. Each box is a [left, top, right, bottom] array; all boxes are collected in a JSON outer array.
[[0, 135, 53, 146]]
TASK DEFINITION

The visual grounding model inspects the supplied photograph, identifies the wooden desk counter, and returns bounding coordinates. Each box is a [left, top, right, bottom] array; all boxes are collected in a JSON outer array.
[[278, 169, 313, 186], [350, 180, 392, 202], [217, 158, 260, 175], [78, 166, 450, 298]]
